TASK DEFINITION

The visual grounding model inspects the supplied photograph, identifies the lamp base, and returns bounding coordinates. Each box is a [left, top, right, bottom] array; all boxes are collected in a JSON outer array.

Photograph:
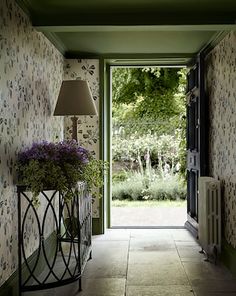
[[71, 116, 78, 141]]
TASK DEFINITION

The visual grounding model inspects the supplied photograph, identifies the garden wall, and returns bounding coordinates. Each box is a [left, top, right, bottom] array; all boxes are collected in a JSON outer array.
[[0, 0, 64, 286], [205, 31, 236, 249]]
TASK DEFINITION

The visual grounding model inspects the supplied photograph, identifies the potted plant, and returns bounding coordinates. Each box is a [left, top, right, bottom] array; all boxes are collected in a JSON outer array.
[[17, 140, 105, 205]]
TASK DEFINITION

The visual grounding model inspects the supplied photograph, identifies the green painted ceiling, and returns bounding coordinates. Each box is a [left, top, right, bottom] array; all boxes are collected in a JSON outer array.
[[55, 31, 215, 54], [16, 0, 236, 62]]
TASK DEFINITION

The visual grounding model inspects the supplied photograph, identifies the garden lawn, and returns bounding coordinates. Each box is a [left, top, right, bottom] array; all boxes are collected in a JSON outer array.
[[112, 199, 187, 207]]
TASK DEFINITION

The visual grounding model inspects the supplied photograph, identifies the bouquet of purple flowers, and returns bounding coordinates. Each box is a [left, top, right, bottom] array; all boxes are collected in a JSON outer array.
[[18, 140, 89, 168], [17, 140, 105, 203]]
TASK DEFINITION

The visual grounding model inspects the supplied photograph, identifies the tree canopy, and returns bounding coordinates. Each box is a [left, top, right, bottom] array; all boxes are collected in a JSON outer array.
[[112, 66, 187, 179], [112, 67, 186, 136]]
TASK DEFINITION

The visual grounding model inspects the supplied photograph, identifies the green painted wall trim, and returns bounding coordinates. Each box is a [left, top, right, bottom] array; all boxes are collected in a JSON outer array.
[[65, 52, 194, 61], [97, 57, 105, 235], [30, 14, 236, 27], [15, 0, 32, 19], [92, 218, 103, 235], [101, 60, 112, 229], [221, 239, 236, 274], [43, 32, 67, 56], [201, 31, 229, 57], [0, 232, 56, 296], [0, 269, 19, 296], [106, 63, 112, 228]]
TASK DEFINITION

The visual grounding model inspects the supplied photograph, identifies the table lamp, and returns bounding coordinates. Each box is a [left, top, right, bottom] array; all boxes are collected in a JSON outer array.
[[54, 80, 98, 141]]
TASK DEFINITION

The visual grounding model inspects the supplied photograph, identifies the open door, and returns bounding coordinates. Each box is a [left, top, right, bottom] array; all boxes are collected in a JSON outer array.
[[186, 55, 208, 235]]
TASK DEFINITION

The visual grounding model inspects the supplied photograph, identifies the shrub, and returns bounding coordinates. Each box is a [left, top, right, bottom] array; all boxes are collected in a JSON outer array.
[[112, 171, 128, 183], [112, 171, 186, 201], [148, 175, 186, 200], [112, 173, 144, 200]]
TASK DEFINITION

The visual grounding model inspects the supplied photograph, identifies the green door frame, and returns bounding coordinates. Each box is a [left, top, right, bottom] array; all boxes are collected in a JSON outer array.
[[102, 57, 192, 230], [102, 60, 113, 229], [93, 58, 113, 234]]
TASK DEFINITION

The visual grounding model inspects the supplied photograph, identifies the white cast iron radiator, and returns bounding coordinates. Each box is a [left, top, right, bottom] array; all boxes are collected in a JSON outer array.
[[198, 177, 221, 261]]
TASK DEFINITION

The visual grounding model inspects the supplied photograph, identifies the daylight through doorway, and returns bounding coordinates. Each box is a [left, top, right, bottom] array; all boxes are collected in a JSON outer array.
[[111, 66, 187, 227]]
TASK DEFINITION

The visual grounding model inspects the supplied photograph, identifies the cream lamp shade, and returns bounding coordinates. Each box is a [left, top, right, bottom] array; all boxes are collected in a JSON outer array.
[[54, 80, 98, 141], [54, 80, 97, 116]]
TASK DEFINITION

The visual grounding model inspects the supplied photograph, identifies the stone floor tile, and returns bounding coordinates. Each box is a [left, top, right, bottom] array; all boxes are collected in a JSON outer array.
[[93, 229, 130, 241], [77, 278, 126, 296], [191, 279, 236, 292], [83, 260, 127, 279], [128, 250, 180, 265], [175, 241, 199, 247], [177, 248, 206, 261], [194, 292, 236, 296], [23, 281, 80, 296], [171, 230, 196, 241], [176, 245, 201, 252], [180, 257, 208, 263], [126, 285, 194, 296], [127, 263, 190, 286], [23, 290, 55, 296], [130, 229, 173, 239], [90, 250, 128, 264], [130, 238, 176, 252], [93, 240, 129, 249], [183, 261, 234, 281], [91, 241, 129, 262]]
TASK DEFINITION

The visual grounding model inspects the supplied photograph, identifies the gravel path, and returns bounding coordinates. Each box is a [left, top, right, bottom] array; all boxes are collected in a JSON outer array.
[[111, 207, 187, 227]]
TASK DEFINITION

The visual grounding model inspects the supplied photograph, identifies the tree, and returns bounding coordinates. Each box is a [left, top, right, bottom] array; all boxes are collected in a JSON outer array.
[[112, 67, 186, 136], [112, 67, 187, 179]]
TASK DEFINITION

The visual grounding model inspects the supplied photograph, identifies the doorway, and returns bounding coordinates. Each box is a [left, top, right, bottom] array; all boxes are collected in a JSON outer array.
[[110, 66, 187, 227]]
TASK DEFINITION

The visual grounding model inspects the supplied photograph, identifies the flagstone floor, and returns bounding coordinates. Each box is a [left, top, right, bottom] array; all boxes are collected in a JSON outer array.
[[25, 229, 236, 296], [78, 229, 236, 296]]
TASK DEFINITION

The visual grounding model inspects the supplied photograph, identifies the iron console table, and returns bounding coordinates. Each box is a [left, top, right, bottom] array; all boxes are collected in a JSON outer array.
[[17, 182, 92, 295]]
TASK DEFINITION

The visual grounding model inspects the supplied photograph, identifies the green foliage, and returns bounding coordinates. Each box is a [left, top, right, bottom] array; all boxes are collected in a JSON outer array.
[[17, 142, 107, 205], [113, 116, 182, 138], [112, 171, 186, 201], [112, 181, 144, 201], [112, 133, 180, 172], [113, 68, 179, 105], [112, 132, 186, 201], [18, 159, 77, 205], [81, 159, 109, 199], [112, 171, 128, 183], [112, 67, 185, 122], [148, 175, 186, 200], [112, 67, 187, 179], [177, 115, 187, 180]]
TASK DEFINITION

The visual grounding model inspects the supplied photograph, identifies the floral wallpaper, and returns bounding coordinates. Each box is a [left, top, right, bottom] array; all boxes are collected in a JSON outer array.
[[205, 31, 236, 248], [0, 0, 64, 286], [64, 59, 100, 218]]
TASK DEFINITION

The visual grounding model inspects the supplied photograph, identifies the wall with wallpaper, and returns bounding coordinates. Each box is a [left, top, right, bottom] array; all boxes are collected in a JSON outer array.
[[64, 59, 100, 218], [0, 0, 64, 286], [205, 31, 236, 249]]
